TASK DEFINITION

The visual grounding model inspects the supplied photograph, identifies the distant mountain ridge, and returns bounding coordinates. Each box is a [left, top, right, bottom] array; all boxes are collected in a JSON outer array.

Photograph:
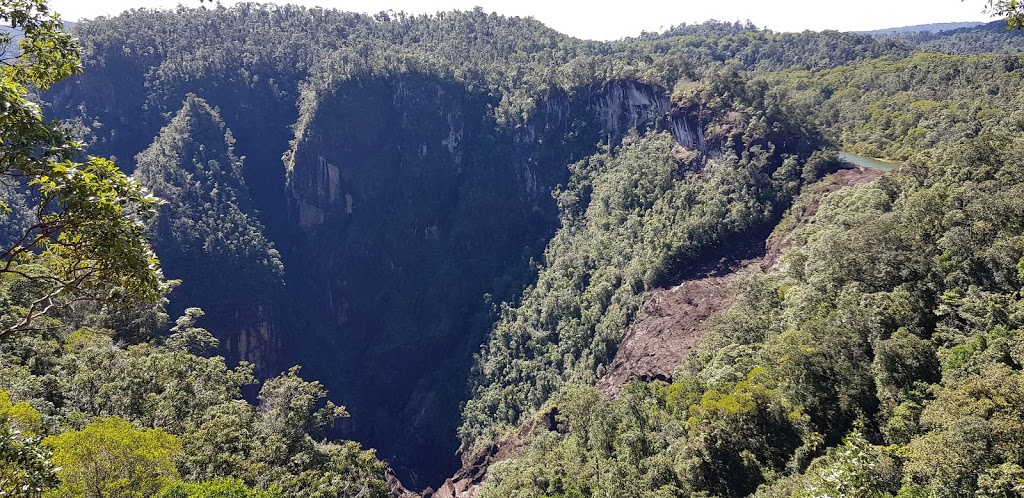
[[859, 21, 986, 35], [879, 20, 1024, 54]]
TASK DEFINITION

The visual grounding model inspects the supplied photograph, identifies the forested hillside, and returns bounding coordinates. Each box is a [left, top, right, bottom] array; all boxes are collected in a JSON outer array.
[[885, 20, 1024, 54], [473, 107, 1024, 498], [3, 0, 1024, 496], [39, 6, 859, 485]]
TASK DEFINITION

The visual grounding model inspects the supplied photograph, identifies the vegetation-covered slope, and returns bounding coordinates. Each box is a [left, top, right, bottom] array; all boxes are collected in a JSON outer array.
[[4, 1, 1024, 495], [40, 6, 866, 486], [767, 52, 1024, 160], [459, 68, 830, 450], [886, 20, 1024, 54], [466, 20, 1024, 498], [476, 130, 1024, 498], [134, 96, 285, 371]]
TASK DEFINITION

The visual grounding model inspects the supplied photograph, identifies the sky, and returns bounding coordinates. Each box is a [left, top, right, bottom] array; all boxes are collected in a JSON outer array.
[[50, 0, 996, 41]]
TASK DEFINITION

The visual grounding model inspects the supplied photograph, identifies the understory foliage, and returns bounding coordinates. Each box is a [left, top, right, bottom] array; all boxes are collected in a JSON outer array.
[[0, 0, 164, 339]]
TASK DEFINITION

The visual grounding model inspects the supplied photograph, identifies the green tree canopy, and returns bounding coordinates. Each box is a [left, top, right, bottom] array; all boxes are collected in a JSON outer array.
[[0, 0, 164, 338], [984, 0, 1024, 28], [0, 389, 55, 498], [44, 417, 181, 498]]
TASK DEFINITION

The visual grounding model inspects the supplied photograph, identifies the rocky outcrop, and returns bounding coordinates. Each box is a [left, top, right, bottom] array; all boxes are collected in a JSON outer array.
[[594, 80, 705, 151], [419, 408, 559, 498], [220, 304, 280, 374]]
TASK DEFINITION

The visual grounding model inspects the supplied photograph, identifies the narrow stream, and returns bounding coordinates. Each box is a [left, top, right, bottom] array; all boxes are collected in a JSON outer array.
[[838, 151, 900, 172]]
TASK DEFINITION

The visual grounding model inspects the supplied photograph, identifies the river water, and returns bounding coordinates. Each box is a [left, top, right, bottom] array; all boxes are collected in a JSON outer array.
[[838, 151, 900, 172]]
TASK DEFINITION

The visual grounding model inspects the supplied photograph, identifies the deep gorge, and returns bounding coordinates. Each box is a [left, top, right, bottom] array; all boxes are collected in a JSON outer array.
[[49, 42, 712, 484], [11, 6, 1024, 496]]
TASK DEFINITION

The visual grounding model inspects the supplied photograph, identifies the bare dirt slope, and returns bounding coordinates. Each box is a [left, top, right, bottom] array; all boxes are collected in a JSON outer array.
[[595, 273, 736, 395], [598, 166, 883, 395]]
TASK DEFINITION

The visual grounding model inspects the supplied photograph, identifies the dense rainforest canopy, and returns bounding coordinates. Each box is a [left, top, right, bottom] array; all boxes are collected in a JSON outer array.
[[2, 0, 1024, 496]]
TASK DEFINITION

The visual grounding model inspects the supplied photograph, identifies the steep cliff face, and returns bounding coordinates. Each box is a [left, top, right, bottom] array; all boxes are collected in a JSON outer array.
[[288, 78, 699, 230], [595, 80, 705, 151], [221, 304, 280, 372], [284, 74, 692, 487]]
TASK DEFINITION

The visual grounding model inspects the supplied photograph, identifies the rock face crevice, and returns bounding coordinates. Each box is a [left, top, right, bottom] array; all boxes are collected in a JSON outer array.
[[223, 304, 280, 372], [283, 75, 697, 487]]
